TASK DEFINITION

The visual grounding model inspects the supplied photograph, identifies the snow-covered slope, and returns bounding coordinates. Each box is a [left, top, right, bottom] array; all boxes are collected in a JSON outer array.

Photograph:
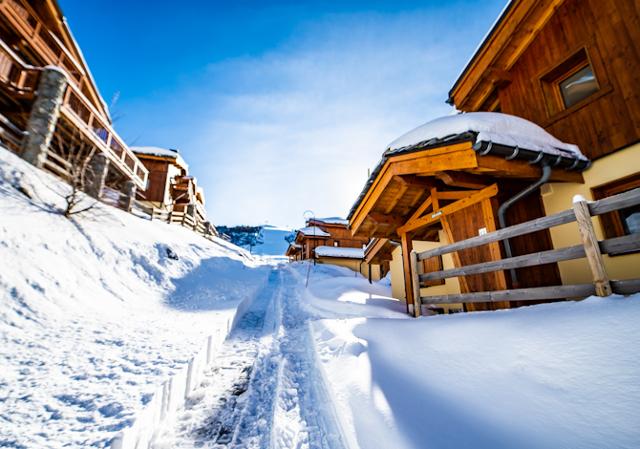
[[252, 225, 293, 256], [0, 148, 270, 448]]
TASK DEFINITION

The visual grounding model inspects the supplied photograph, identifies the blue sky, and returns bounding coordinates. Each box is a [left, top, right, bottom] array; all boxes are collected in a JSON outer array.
[[59, 0, 506, 227]]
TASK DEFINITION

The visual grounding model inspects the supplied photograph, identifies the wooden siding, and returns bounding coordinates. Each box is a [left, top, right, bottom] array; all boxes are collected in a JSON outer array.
[[459, 0, 640, 160], [138, 159, 171, 204]]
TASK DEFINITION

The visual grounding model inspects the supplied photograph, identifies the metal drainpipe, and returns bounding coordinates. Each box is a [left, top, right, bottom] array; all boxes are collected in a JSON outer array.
[[497, 162, 552, 288]]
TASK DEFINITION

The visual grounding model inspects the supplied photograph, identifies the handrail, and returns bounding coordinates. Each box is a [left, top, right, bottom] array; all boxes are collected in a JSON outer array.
[[0, 35, 148, 188]]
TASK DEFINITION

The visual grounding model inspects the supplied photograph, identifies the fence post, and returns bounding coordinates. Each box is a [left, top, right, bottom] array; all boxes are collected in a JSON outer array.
[[410, 250, 422, 317], [572, 196, 612, 296]]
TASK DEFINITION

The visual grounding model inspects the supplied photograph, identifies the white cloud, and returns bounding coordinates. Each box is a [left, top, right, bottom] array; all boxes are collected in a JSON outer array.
[[118, 7, 491, 226]]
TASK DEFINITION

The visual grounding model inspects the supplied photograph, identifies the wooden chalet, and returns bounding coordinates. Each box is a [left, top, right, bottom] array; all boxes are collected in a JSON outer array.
[[349, 0, 640, 315], [132, 146, 188, 210], [0, 0, 148, 200], [132, 146, 207, 224], [288, 217, 381, 277]]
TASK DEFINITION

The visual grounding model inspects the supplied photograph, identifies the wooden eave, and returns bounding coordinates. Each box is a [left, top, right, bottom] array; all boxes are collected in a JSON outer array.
[[349, 141, 583, 239], [364, 238, 397, 264], [449, 0, 567, 111]]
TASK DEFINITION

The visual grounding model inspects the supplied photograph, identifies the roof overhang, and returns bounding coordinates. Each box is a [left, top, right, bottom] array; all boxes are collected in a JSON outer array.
[[448, 0, 567, 111], [348, 140, 584, 239]]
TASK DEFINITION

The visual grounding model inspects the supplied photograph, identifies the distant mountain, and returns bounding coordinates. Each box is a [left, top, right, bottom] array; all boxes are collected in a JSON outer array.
[[254, 225, 294, 256], [217, 224, 294, 256]]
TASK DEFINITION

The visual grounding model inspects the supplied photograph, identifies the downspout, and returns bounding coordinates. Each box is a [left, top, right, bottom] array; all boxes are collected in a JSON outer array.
[[497, 162, 552, 288]]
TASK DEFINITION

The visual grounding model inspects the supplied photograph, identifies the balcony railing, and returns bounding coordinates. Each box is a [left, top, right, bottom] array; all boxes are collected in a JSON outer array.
[[0, 37, 148, 188]]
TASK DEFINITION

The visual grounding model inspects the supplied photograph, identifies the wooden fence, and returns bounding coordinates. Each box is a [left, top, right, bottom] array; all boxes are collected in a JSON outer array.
[[410, 187, 640, 317]]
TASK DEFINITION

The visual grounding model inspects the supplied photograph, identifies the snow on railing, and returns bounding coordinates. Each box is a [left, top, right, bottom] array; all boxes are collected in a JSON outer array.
[[109, 317, 235, 449]]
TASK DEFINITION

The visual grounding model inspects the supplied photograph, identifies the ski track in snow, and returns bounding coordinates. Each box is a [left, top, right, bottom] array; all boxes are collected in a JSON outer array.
[[162, 266, 346, 449]]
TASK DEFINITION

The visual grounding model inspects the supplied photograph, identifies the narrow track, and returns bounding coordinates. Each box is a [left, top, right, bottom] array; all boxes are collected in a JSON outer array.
[[164, 266, 346, 449]]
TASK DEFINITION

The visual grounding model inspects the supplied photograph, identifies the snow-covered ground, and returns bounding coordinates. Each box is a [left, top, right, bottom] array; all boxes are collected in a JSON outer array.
[[3, 147, 639, 449], [310, 280, 640, 449], [0, 148, 270, 448]]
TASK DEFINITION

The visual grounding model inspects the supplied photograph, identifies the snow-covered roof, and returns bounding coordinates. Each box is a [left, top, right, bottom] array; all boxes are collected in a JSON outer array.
[[131, 146, 188, 169], [387, 112, 584, 159], [312, 217, 349, 225], [347, 112, 589, 221], [297, 226, 331, 237], [314, 246, 364, 259]]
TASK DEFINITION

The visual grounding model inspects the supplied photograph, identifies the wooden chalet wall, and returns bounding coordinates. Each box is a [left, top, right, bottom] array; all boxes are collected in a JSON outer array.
[[138, 158, 172, 204], [470, 0, 640, 160]]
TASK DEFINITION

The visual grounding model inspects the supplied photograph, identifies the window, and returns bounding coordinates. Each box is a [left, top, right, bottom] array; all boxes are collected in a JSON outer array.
[[558, 65, 599, 108], [540, 48, 601, 117], [592, 173, 640, 255]]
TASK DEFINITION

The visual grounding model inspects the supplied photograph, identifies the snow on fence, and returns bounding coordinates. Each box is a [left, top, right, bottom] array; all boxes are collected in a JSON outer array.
[[410, 187, 640, 316], [109, 318, 234, 449]]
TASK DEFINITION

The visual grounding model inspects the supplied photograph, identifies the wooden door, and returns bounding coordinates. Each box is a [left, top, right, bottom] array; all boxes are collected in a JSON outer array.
[[441, 198, 509, 311]]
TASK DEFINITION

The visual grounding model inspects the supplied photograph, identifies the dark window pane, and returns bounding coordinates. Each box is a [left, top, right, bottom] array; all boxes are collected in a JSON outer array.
[[621, 206, 640, 235], [559, 65, 598, 108]]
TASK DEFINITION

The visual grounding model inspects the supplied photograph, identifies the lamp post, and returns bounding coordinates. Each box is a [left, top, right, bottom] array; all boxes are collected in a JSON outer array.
[[303, 209, 316, 265]]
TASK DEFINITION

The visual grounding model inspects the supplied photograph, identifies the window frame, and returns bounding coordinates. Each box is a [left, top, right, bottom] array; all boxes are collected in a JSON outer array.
[[538, 45, 610, 124], [592, 172, 640, 256]]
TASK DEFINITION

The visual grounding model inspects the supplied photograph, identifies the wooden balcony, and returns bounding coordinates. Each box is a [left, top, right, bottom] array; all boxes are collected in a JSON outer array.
[[0, 38, 148, 189]]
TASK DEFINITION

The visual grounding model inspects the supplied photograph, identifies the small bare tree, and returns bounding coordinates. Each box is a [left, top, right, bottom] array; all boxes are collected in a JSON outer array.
[[50, 131, 100, 218]]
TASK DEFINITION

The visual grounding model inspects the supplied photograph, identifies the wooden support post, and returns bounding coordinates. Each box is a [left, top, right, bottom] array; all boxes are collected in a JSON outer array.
[[400, 232, 415, 315], [573, 197, 612, 296], [410, 250, 422, 317]]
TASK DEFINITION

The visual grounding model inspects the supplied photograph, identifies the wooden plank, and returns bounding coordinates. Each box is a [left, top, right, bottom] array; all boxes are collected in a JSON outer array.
[[418, 209, 575, 260], [421, 284, 595, 305], [435, 190, 476, 200], [398, 184, 498, 235], [611, 279, 640, 296], [407, 196, 432, 223], [436, 171, 489, 189], [590, 187, 640, 216], [400, 232, 414, 315], [573, 198, 612, 296], [410, 250, 422, 317], [422, 244, 586, 281]]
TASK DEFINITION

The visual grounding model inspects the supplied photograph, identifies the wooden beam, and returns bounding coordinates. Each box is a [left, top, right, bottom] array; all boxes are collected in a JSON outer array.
[[383, 177, 409, 214], [398, 184, 498, 235], [369, 212, 405, 227], [573, 198, 612, 296], [400, 232, 414, 315], [410, 250, 422, 317], [422, 284, 595, 305], [407, 196, 433, 224], [436, 190, 477, 200], [436, 171, 490, 189], [349, 142, 477, 235], [476, 155, 584, 183]]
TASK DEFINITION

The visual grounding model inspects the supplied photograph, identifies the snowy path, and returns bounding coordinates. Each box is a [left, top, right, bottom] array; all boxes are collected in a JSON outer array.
[[161, 266, 346, 449]]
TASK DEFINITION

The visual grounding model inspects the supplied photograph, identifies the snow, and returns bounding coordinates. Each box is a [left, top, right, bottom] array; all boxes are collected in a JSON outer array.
[[312, 293, 640, 449], [0, 147, 270, 448], [130, 146, 188, 168], [251, 225, 294, 256], [313, 217, 349, 225], [387, 112, 585, 159], [314, 245, 364, 259], [297, 226, 331, 237], [3, 144, 639, 449]]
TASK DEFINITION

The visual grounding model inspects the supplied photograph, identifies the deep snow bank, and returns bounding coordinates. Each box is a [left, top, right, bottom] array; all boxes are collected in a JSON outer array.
[[0, 148, 270, 448], [312, 293, 640, 449]]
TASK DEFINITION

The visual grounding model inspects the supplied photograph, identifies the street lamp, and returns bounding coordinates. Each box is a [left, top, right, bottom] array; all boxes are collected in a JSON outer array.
[[303, 209, 316, 265]]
